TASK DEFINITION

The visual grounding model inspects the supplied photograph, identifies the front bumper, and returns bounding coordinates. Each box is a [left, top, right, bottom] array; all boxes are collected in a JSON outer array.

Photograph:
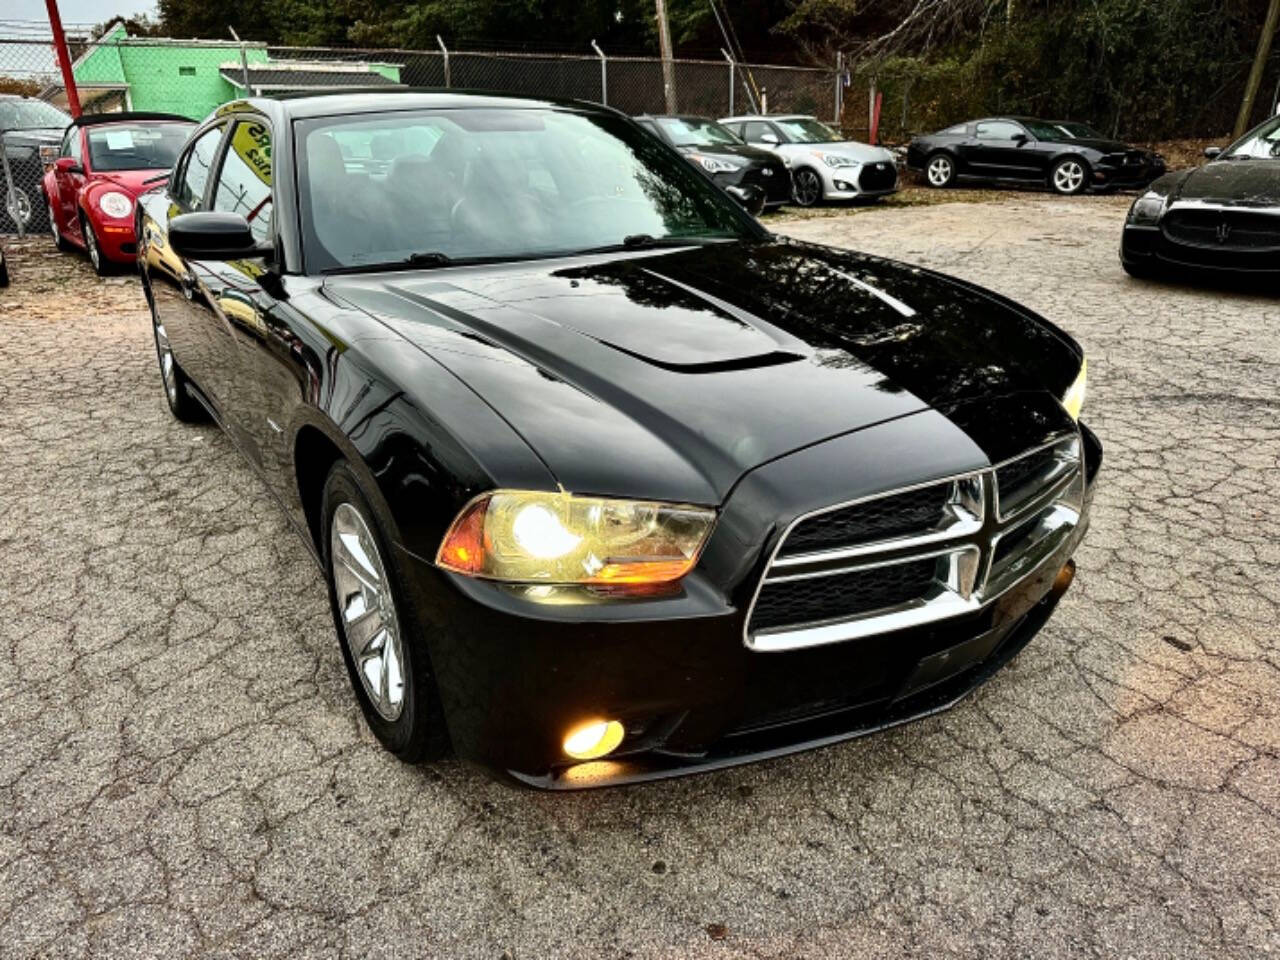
[[821, 161, 899, 199], [713, 161, 792, 206], [1122, 222, 1280, 276], [398, 417, 1101, 790], [93, 218, 139, 264]]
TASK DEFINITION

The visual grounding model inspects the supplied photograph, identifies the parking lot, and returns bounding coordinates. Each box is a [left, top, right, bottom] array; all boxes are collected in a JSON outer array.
[[1, 192, 1278, 959]]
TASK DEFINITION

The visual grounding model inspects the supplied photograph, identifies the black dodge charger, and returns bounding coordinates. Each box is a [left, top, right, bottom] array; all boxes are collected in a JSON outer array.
[[907, 116, 1164, 195], [1122, 113, 1280, 279], [138, 92, 1099, 789], [634, 114, 791, 210]]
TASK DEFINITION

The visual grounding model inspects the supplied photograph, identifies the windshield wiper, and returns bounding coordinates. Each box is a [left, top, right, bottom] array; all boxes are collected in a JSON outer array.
[[619, 233, 735, 250]]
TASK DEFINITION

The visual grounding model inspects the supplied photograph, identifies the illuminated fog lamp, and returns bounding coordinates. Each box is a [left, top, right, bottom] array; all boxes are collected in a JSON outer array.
[[563, 719, 625, 760]]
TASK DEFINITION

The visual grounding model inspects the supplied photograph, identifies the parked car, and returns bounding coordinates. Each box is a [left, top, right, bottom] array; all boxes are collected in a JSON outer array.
[[634, 114, 790, 212], [139, 92, 1099, 790], [907, 117, 1165, 195], [0, 95, 72, 234], [1122, 114, 1280, 280], [42, 112, 195, 275], [719, 114, 899, 206]]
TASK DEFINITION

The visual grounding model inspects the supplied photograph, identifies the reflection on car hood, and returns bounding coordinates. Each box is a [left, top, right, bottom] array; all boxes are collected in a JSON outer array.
[[791, 141, 894, 163], [327, 240, 1079, 503], [1172, 159, 1280, 205], [676, 143, 778, 163]]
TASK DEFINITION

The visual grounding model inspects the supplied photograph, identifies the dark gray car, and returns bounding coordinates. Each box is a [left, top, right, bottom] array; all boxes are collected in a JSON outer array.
[[0, 96, 71, 234]]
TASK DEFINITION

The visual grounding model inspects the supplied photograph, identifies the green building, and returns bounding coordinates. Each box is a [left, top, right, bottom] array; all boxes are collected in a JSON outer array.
[[44, 22, 403, 120]]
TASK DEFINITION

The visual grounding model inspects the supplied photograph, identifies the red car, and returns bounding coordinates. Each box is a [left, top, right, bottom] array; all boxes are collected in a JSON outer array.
[[43, 112, 194, 275]]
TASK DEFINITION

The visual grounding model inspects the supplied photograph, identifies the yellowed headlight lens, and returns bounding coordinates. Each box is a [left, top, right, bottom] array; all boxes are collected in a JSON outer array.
[[1062, 357, 1087, 421], [436, 491, 715, 585]]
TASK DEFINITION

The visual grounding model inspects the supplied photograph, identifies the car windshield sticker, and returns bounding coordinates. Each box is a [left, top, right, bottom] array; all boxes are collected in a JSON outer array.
[[104, 130, 134, 150]]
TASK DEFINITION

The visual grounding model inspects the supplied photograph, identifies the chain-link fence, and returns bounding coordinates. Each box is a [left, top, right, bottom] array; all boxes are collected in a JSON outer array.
[[0, 28, 842, 236]]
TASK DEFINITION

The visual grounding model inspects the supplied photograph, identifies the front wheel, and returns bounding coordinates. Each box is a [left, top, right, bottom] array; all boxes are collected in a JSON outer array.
[[792, 167, 824, 207], [81, 214, 111, 276], [1050, 158, 1088, 195], [925, 152, 955, 188], [322, 462, 449, 763], [148, 287, 205, 422]]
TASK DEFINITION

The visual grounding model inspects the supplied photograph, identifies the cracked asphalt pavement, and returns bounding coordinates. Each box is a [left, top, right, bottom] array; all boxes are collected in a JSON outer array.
[[1, 193, 1278, 958]]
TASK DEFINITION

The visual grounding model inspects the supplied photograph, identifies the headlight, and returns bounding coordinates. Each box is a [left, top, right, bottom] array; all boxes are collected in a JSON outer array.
[[817, 152, 858, 168], [437, 490, 716, 585], [1062, 358, 1087, 421], [1127, 191, 1163, 225], [97, 191, 133, 219], [692, 154, 743, 173]]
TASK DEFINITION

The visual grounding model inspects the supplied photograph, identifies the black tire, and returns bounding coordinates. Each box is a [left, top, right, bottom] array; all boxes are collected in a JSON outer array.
[[146, 280, 206, 423], [322, 461, 449, 763], [1049, 157, 1089, 196], [792, 167, 824, 207], [48, 199, 71, 251], [924, 151, 956, 188], [80, 212, 112, 276]]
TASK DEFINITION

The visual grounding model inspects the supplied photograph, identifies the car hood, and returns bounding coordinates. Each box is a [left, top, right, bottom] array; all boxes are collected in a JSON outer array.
[[1062, 137, 1136, 155], [676, 143, 777, 163], [786, 141, 893, 163], [326, 240, 1079, 504], [87, 168, 169, 196], [1169, 159, 1280, 205]]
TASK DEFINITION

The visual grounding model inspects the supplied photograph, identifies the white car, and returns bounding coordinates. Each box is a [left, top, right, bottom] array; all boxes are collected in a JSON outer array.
[[719, 114, 898, 206]]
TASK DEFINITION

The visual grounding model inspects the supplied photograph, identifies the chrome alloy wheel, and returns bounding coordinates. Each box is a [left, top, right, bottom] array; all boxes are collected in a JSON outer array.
[[152, 313, 178, 405], [1053, 160, 1085, 194], [927, 155, 953, 186], [330, 502, 406, 721], [793, 168, 823, 206]]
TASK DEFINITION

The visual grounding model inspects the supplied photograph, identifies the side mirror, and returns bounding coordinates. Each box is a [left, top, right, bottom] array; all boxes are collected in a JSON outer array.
[[1012, 133, 1029, 146], [170, 212, 272, 261], [1203, 146, 1223, 159], [55, 157, 82, 175], [761, 132, 779, 144]]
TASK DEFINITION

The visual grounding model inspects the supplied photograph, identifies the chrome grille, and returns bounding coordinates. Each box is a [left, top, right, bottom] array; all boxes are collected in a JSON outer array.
[[745, 435, 1084, 652], [1163, 208, 1280, 251]]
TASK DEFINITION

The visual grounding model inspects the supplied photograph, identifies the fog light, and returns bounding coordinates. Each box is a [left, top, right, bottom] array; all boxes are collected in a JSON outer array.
[[834, 179, 853, 191], [563, 719, 624, 760], [1053, 560, 1076, 595]]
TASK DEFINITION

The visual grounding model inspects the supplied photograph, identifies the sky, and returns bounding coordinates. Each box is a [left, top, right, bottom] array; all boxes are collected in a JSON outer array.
[[6, 0, 155, 29]]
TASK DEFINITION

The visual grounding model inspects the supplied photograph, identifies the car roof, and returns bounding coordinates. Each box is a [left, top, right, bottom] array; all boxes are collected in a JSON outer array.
[[222, 89, 620, 122], [635, 114, 718, 122], [720, 114, 814, 123]]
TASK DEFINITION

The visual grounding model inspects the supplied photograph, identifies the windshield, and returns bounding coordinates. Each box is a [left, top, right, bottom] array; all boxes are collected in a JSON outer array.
[[1225, 115, 1280, 159], [0, 99, 71, 132], [772, 117, 840, 143], [1019, 120, 1062, 140], [1054, 121, 1103, 139], [655, 117, 742, 147], [87, 122, 193, 171], [296, 108, 758, 272]]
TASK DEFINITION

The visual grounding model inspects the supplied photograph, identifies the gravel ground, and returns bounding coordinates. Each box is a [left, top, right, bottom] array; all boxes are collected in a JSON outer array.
[[1, 194, 1278, 959]]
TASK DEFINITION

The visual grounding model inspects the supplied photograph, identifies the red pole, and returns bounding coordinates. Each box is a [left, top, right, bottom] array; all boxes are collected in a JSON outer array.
[[45, 0, 81, 118], [869, 90, 883, 145]]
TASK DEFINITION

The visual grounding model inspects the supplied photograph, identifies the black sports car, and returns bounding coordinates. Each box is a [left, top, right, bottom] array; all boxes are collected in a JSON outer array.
[[138, 92, 1099, 790], [907, 116, 1164, 195], [635, 114, 791, 211], [1122, 114, 1280, 279]]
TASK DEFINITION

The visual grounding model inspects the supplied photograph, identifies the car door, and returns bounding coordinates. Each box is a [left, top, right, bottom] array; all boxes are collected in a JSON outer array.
[[155, 120, 229, 410], [193, 115, 287, 469], [52, 127, 84, 240], [967, 120, 1036, 179]]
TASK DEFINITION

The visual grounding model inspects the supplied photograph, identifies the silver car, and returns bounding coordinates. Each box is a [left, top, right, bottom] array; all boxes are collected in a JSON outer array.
[[719, 114, 898, 206]]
